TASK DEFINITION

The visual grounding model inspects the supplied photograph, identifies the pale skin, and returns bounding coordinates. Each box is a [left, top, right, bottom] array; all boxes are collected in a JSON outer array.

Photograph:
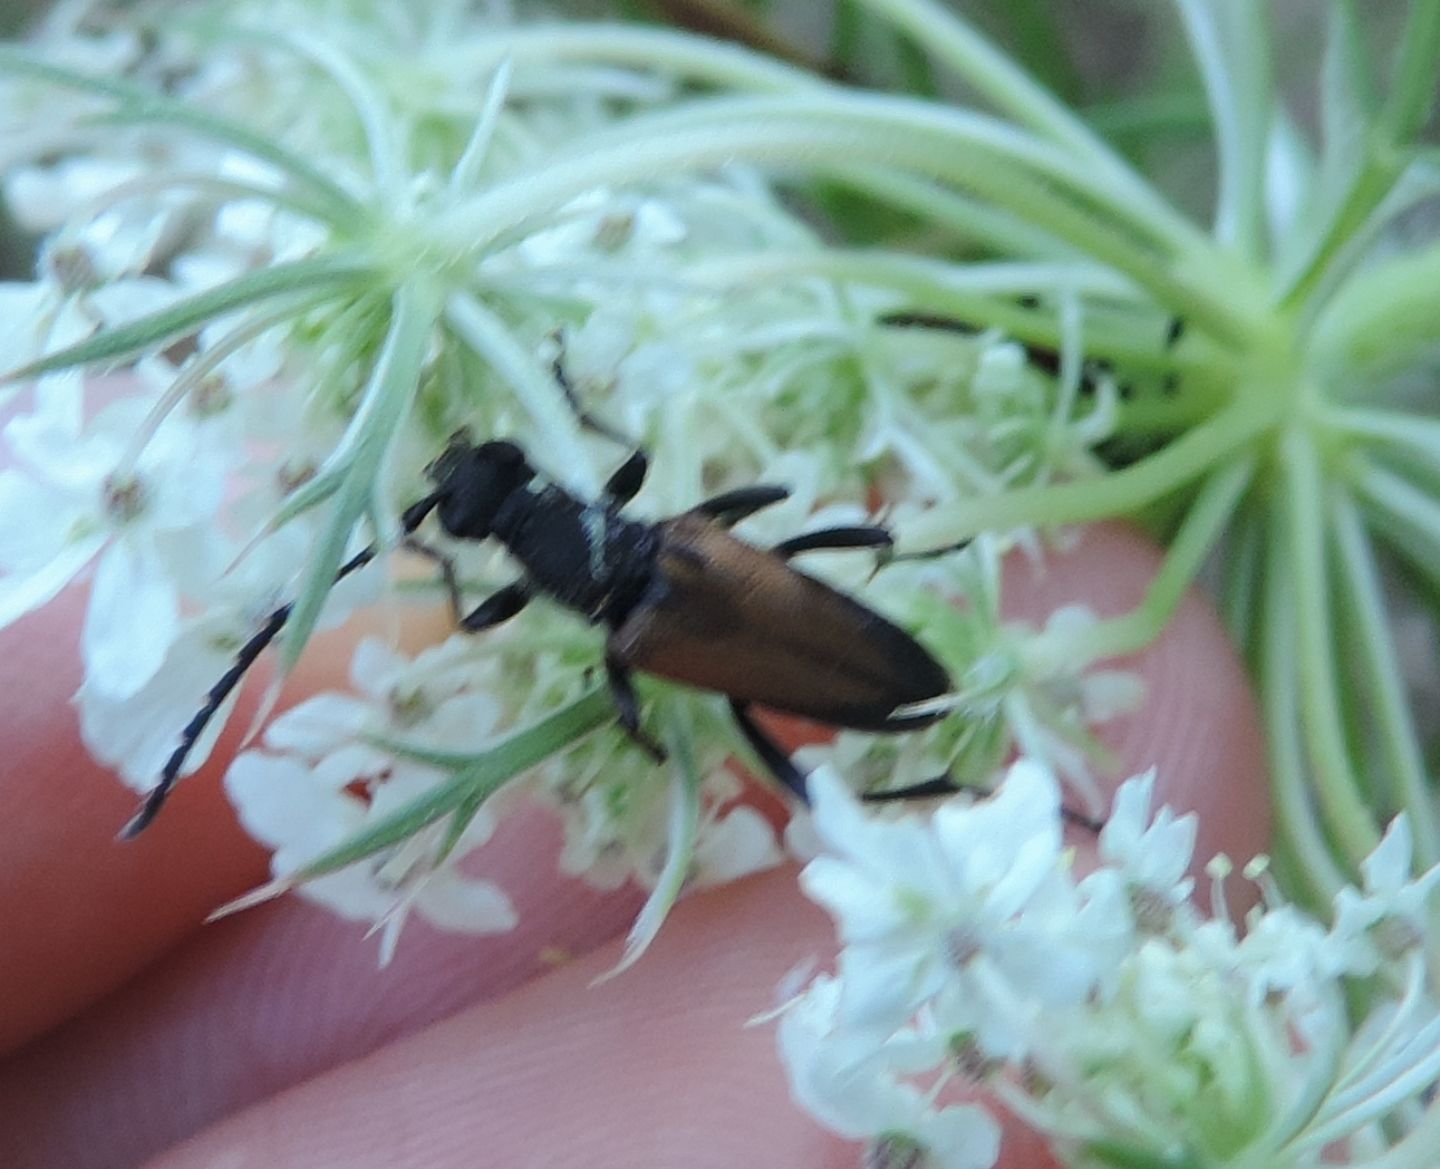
[[0, 523, 1270, 1169]]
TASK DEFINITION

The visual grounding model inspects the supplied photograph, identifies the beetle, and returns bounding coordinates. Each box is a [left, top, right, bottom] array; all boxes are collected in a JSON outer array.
[[121, 433, 953, 837]]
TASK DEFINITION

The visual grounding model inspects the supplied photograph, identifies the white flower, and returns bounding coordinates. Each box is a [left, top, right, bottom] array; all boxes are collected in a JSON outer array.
[[1089, 770, 1198, 931], [0, 379, 234, 698], [800, 761, 1097, 1038], [1331, 815, 1440, 972], [225, 635, 518, 959], [778, 975, 1001, 1169]]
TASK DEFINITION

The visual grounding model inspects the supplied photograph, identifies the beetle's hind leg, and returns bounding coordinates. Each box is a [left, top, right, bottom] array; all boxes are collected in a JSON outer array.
[[729, 699, 810, 802], [864, 775, 1104, 833], [605, 656, 667, 763], [772, 525, 894, 560]]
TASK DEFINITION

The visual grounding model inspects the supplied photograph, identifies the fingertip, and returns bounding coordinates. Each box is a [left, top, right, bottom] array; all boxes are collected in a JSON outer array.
[[144, 867, 851, 1169]]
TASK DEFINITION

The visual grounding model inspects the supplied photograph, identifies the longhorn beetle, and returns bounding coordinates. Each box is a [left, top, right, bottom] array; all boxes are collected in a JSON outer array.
[[121, 433, 954, 837]]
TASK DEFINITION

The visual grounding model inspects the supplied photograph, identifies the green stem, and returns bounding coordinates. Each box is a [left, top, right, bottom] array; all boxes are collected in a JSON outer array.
[[850, 0, 1162, 212], [279, 278, 442, 672], [439, 102, 1259, 346], [1337, 408, 1440, 469], [1260, 520, 1350, 905], [441, 25, 1111, 259], [1329, 486, 1440, 865], [443, 21, 817, 92], [1281, 0, 1440, 309], [0, 254, 376, 383], [1280, 430, 1382, 865], [1067, 457, 1255, 662], [1176, 0, 1273, 259], [1220, 495, 1265, 659], [897, 396, 1269, 550], [686, 250, 1188, 363], [568, 93, 1195, 261], [1351, 456, 1440, 587], [1379, 0, 1440, 145], [294, 688, 615, 881]]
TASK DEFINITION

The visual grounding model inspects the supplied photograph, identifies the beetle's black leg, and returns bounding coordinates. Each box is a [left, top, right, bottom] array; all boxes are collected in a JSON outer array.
[[879, 537, 973, 567], [603, 448, 648, 507], [693, 484, 790, 527], [773, 525, 894, 560], [729, 699, 810, 802], [402, 536, 467, 625], [459, 580, 531, 633], [878, 310, 981, 335], [551, 333, 633, 448], [400, 490, 443, 534], [605, 656, 667, 762], [864, 775, 1104, 833]]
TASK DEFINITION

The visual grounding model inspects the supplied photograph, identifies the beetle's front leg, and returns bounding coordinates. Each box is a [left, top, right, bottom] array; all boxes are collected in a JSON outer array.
[[459, 580, 531, 632], [403, 536, 468, 625], [604, 656, 667, 762]]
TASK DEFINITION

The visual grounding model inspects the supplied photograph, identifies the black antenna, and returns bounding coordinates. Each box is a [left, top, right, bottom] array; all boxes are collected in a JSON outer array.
[[120, 498, 441, 839]]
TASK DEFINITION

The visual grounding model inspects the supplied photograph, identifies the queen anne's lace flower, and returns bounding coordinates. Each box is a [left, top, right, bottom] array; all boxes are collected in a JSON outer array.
[[780, 766, 1440, 1169], [226, 636, 517, 961]]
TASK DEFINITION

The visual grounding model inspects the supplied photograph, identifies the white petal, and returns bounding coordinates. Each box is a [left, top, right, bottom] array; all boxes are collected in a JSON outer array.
[[0, 470, 86, 571], [226, 750, 363, 861], [1362, 815, 1414, 895], [0, 531, 101, 627], [692, 805, 782, 885], [77, 614, 238, 788], [82, 539, 179, 698], [416, 875, 517, 934], [264, 693, 373, 757]]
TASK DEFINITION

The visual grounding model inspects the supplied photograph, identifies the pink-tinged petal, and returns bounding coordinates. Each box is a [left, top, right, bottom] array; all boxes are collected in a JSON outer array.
[[225, 750, 364, 860]]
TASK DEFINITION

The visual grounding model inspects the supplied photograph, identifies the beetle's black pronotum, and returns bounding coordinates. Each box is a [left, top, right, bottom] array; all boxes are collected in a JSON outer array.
[[121, 435, 953, 837]]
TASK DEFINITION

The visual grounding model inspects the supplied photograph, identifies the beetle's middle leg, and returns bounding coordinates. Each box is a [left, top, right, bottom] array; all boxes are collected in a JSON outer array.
[[692, 484, 791, 527], [604, 656, 668, 762]]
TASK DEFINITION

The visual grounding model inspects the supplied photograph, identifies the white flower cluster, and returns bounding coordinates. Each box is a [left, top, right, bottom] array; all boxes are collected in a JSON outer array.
[[0, 1, 1124, 948], [779, 764, 1440, 1169]]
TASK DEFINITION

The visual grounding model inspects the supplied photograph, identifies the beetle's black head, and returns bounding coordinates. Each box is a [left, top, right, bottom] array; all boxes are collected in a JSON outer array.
[[424, 432, 534, 540]]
